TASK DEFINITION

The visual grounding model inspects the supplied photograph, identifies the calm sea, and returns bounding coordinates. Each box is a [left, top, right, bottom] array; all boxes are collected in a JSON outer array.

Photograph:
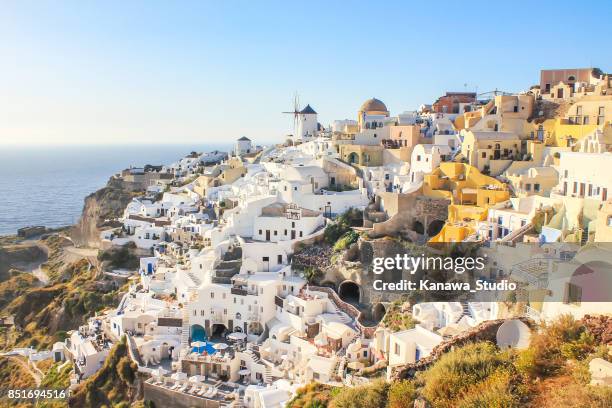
[[0, 144, 231, 236]]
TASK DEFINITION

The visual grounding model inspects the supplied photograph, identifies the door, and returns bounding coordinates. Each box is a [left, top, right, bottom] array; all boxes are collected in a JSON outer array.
[[291, 230, 296, 239], [265, 230, 270, 241]]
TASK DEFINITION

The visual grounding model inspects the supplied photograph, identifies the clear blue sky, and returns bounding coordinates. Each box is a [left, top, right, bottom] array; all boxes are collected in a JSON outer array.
[[1, 0, 610, 145]]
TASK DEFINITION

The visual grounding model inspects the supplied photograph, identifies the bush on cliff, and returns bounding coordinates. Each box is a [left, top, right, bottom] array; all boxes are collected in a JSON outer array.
[[98, 245, 140, 270], [69, 337, 138, 407], [329, 379, 388, 408], [324, 208, 362, 245], [333, 230, 359, 252], [419, 342, 518, 408]]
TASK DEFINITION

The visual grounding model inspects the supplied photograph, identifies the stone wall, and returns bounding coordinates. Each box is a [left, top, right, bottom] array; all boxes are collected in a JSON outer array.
[[368, 195, 449, 239]]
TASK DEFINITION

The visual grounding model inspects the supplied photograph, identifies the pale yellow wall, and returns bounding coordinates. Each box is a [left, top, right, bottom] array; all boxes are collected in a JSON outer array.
[[339, 144, 384, 167], [594, 201, 612, 242]]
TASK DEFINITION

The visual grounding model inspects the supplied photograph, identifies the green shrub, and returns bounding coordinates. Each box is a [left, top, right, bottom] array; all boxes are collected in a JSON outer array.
[[333, 230, 359, 251], [455, 370, 520, 408], [386, 380, 416, 408], [330, 379, 388, 408], [419, 342, 515, 408], [287, 382, 335, 408], [324, 208, 362, 244]]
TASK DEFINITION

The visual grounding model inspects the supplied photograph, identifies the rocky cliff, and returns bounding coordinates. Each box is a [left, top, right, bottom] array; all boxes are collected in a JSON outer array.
[[71, 178, 139, 248]]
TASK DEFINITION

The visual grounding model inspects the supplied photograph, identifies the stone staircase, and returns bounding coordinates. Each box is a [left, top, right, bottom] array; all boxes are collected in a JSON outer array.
[[459, 301, 470, 319], [263, 365, 272, 384], [499, 222, 533, 244], [181, 304, 191, 349], [187, 271, 202, 286], [180, 291, 197, 350]]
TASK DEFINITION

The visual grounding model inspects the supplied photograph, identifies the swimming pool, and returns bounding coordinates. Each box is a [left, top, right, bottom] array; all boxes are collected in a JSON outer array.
[[191, 342, 217, 355]]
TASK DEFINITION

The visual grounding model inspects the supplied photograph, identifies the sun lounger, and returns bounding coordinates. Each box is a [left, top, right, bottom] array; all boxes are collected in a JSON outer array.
[[197, 387, 209, 396]]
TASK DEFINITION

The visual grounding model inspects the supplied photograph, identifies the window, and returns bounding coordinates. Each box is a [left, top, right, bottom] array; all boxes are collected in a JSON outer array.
[[573, 182, 578, 194], [292, 222, 295, 228], [534, 183, 540, 192], [258, 229, 262, 235], [211, 292, 214, 299], [277, 254, 282, 264], [481, 152, 486, 158], [299, 231, 303, 237], [274, 230, 278, 236], [394, 343, 400, 355], [607, 216, 612, 227], [284, 229, 287, 235], [526, 184, 531, 191]]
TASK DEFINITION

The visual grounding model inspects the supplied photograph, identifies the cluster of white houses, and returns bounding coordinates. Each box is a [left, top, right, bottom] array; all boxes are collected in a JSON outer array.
[[49, 68, 612, 407]]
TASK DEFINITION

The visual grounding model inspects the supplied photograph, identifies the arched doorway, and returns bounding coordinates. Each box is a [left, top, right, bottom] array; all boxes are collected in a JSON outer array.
[[211, 324, 228, 340], [373, 303, 386, 322], [347, 152, 359, 165], [427, 220, 445, 237], [413, 221, 424, 235], [190, 324, 206, 342], [338, 281, 360, 305]]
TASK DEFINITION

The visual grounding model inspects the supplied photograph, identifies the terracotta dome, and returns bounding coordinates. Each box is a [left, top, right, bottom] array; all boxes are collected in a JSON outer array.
[[359, 98, 388, 113]]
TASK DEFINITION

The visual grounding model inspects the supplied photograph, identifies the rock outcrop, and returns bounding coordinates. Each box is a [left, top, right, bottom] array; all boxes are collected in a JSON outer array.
[[0, 243, 47, 280], [71, 178, 139, 248]]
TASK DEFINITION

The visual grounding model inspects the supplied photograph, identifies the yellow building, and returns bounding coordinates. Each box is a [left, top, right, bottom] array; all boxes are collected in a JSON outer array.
[[459, 130, 522, 175], [536, 94, 611, 147], [193, 157, 246, 197], [455, 94, 534, 137], [423, 163, 510, 242], [505, 166, 559, 197], [338, 144, 384, 167]]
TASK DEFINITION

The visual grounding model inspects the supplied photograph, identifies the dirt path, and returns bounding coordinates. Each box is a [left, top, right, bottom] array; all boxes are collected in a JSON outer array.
[[5, 356, 42, 387]]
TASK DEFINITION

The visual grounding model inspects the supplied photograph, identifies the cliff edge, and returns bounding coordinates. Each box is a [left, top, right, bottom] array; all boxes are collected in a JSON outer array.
[[71, 178, 139, 249]]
